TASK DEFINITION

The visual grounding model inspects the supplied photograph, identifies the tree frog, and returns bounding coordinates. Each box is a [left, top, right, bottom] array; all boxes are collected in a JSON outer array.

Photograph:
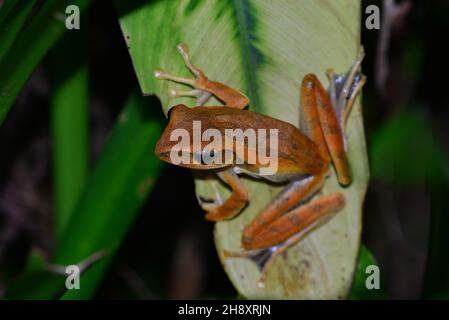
[[154, 43, 365, 284]]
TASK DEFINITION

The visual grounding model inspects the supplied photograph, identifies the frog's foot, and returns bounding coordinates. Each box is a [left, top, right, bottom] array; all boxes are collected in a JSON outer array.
[[176, 43, 206, 79], [154, 68, 213, 106], [224, 216, 336, 289], [155, 43, 205, 81], [224, 228, 319, 288], [154, 43, 207, 90], [326, 47, 366, 146], [168, 88, 213, 106], [225, 228, 328, 288], [155, 43, 249, 109], [223, 246, 280, 288], [154, 68, 195, 86]]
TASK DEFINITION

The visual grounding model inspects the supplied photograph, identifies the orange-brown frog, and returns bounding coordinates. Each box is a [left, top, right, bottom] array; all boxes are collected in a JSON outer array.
[[154, 43, 365, 284]]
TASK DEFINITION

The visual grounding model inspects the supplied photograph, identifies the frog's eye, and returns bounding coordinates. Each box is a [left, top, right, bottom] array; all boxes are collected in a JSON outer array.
[[201, 148, 217, 164], [205, 148, 216, 158]]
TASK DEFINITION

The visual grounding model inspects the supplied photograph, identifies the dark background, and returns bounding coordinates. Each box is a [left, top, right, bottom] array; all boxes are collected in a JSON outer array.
[[0, 0, 448, 299]]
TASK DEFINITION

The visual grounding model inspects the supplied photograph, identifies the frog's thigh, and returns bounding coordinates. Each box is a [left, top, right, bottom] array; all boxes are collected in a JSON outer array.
[[242, 192, 345, 250], [204, 168, 248, 221], [314, 78, 352, 186], [242, 173, 326, 247], [301, 74, 351, 186], [300, 75, 330, 163]]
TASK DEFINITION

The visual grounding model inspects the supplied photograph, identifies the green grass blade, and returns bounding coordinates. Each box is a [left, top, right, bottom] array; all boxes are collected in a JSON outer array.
[[53, 93, 164, 299], [0, 0, 37, 63], [4, 248, 106, 299], [0, 0, 89, 126], [117, 0, 368, 299], [50, 30, 89, 241], [0, 0, 24, 26], [4, 249, 66, 299], [0, 1, 19, 25]]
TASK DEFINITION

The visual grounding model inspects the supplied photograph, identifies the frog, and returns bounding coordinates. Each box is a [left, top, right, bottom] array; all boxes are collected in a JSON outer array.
[[154, 43, 365, 285]]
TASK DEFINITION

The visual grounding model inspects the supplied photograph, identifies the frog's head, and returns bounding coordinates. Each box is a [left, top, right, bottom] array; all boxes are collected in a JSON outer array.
[[155, 104, 233, 170]]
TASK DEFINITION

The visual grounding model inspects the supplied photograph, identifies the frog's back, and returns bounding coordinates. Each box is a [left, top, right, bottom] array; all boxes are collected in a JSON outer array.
[[177, 106, 327, 179]]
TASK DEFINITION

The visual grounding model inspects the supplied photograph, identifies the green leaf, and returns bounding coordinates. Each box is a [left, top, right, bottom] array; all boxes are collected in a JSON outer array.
[[0, 0, 90, 126], [4, 249, 107, 299], [117, 0, 368, 298], [349, 245, 388, 300], [0, 0, 37, 63], [51, 93, 164, 299], [50, 29, 89, 241]]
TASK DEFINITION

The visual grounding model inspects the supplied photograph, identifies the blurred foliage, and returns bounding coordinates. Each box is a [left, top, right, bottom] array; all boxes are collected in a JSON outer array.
[[370, 110, 447, 185], [0, 0, 37, 63], [53, 93, 164, 299], [0, 0, 89, 125], [370, 109, 449, 298], [50, 29, 89, 241], [3, 92, 164, 299]]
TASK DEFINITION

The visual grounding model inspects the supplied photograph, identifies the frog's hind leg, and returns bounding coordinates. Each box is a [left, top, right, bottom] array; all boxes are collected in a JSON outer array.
[[244, 192, 344, 249], [224, 192, 345, 287], [242, 172, 327, 249], [155, 43, 249, 109], [326, 48, 366, 135]]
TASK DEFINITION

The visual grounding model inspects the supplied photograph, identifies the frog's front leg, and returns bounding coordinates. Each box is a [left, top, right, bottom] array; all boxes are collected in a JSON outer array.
[[202, 168, 249, 221], [155, 43, 249, 109]]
